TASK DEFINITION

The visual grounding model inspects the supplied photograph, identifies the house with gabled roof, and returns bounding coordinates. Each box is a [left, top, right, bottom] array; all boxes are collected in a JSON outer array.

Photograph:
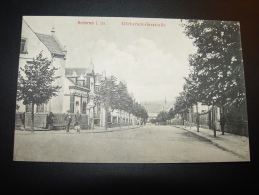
[[18, 19, 67, 115], [16, 19, 136, 129]]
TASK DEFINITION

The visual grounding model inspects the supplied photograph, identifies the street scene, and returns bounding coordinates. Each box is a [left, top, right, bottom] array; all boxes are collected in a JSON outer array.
[[14, 16, 250, 163], [13, 125, 248, 163]]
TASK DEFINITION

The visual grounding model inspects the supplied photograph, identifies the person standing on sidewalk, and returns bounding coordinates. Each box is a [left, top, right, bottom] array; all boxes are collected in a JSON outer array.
[[75, 110, 81, 133], [65, 110, 72, 133], [220, 113, 226, 135]]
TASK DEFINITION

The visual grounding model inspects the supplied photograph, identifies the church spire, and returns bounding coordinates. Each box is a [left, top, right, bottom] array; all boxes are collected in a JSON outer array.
[[90, 57, 94, 72]]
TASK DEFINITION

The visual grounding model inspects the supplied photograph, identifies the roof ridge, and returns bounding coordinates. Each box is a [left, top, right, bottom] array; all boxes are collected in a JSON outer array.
[[35, 32, 51, 36]]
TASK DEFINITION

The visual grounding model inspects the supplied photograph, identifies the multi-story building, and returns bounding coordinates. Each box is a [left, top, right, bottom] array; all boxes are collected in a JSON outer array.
[[16, 19, 137, 130]]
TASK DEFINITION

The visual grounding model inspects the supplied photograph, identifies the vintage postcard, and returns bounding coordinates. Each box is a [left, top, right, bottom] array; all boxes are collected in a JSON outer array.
[[14, 16, 250, 163]]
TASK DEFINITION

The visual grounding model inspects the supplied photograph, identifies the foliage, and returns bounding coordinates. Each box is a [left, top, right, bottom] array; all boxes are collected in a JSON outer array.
[[167, 107, 175, 120], [17, 52, 61, 105], [95, 76, 148, 128], [173, 92, 189, 115], [95, 75, 118, 129], [132, 102, 149, 121], [150, 118, 157, 124], [182, 20, 246, 106], [17, 52, 61, 131], [156, 111, 168, 124]]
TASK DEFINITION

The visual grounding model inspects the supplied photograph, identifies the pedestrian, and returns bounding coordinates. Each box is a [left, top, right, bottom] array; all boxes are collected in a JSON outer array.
[[46, 112, 55, 130], [20, 112, 25, 130], [65, 110, 72, 132], [75, 110, 81, 133], [220, 113, 226, 135]]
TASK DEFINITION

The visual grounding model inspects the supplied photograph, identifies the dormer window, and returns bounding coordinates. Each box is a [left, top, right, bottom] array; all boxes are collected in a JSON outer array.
[[20, 38, 28, 54]]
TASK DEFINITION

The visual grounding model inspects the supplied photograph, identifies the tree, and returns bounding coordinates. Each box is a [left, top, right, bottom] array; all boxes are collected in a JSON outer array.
[[113, 81, 130, 128], [124, 94, 134, 127], [183, 74, 201, 131], [173, 92, 189, 125], [156, 111, 168, 125], [95, 75, 118, 130], [17, 52, 61, 132], [167, 107, 175, 124], [131, 102, 148, 125], [182, 20, 246, 107]]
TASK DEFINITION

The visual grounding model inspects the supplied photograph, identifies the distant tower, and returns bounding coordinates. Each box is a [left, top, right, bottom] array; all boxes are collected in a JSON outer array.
[[90, 57, 94, 72]]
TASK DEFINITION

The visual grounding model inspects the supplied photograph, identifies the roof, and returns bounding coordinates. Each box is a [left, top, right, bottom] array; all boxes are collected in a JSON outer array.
[[140, 101, 174, 113], [35, 33, 64, 56], [65, 68, 93, 77], [66, 77, 90, 91]]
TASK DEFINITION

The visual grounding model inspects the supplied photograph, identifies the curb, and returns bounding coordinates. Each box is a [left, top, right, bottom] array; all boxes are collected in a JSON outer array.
[[173, 125, 247, 160], [94, 125, 142, 132]]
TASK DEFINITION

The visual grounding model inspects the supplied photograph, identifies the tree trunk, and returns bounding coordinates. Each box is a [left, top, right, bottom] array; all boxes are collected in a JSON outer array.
[[128, 113, 130, 129], [196, 102, 199, 132], [212, 105, 216, 137], [119, 110, 121, 129], [105, 106, 108, 130], [31, 102, 34, 133]]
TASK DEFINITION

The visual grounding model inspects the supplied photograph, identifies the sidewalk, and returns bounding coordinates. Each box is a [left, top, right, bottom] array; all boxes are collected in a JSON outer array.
[[91, 125, 142, 132], [174, 125, 250, 161], [16, 125, 142, 134]]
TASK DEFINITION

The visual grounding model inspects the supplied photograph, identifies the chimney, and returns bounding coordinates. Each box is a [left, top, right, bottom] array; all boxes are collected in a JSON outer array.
[[62, 45, 67, 60], [51, 26, 55, 35]]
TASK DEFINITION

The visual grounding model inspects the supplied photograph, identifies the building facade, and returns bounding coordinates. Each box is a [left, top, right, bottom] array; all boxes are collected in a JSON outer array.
[[16, 19, 138, 129]]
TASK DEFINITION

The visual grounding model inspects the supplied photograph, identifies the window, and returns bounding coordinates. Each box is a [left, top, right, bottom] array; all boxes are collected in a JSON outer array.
[[70, 95, 75, 113], [91, 82, 93, 90], [20, 38, 28, 54], [82, 102, 86, 114], [75, 101, 79, 113], [86, 77, 90, 89], [26, 104, 32, 113], [36, 104, 45, 113]]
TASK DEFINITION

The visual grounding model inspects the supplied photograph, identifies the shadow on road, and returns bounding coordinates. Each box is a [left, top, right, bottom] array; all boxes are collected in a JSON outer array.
[[181, 131, 210, 142]]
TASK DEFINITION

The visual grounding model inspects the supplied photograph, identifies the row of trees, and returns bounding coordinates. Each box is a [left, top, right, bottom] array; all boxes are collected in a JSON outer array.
[[17, 52, 148, 132], [181, 20, 245, 107], [94, 75, 149, 130], [150, 108, 175, 125], [170, 20, 246, 133], [152, 20, 246, 132]]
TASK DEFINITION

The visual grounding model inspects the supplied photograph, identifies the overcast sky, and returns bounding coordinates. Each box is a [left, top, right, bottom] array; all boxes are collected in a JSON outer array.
[[23, 16, 197, 102]]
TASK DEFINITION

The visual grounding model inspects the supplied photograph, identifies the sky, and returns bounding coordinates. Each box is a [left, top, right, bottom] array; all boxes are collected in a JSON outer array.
[[23, 16, 197, 102]]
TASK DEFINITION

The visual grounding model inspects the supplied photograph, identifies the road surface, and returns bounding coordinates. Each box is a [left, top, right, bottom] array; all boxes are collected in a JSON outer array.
[[13, 125, 242, 163]]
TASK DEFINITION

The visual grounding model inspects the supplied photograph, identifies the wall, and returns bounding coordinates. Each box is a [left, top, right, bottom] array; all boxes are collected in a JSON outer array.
[[48, 57, 66, 113], [16, 20, 52, 113]]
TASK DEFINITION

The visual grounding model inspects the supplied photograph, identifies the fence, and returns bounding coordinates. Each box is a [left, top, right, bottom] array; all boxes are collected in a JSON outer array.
[[25, 113, 47, 128], [15, 112, 137, 130], [170, 104, 249, 136], [15, 112, 89, 130], [15, 112, 25, 130]]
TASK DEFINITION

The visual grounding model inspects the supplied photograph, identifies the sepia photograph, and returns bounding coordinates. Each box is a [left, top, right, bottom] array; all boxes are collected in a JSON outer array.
[[13, 16, 250, 163]]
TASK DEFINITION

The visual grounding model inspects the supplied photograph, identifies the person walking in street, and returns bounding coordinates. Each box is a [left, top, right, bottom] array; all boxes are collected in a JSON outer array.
[[220, 113, 226, 135], [65, 110, 72, 132]]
